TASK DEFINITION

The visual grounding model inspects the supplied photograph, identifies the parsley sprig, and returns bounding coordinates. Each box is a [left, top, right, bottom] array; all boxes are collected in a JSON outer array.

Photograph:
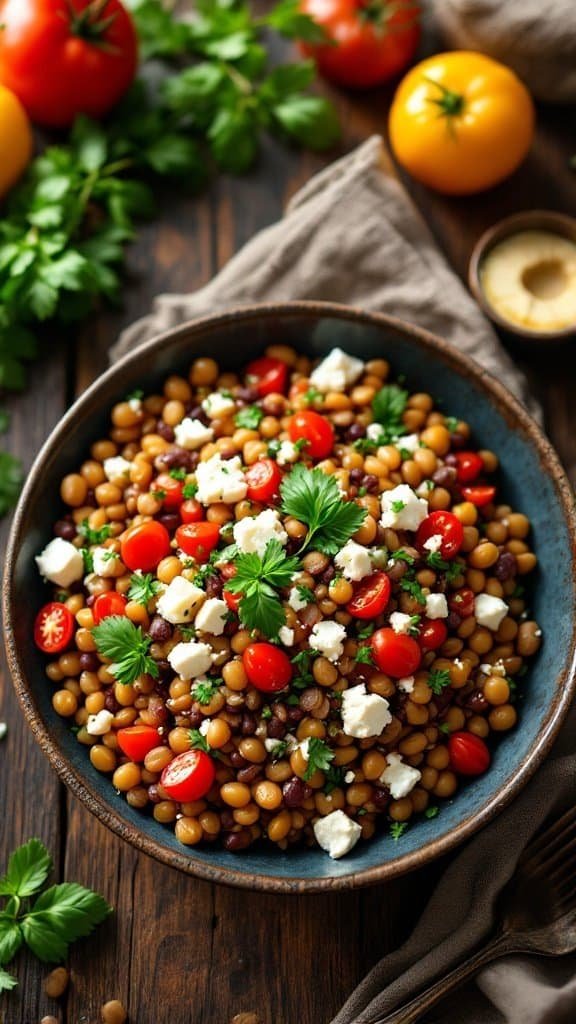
[[224, 539, 300, 638], [426, 551, 464, 582], [192, 679, 222, 706], [77, 519, 111, 545], [127, 572, 162, 607], [371, 384, 408, 442], [303, 737, 334, 781], [235, 406, 264, 430], [92, 615, 158, 685], [280, 464, 366, 555], [428, 668, 452, 695]]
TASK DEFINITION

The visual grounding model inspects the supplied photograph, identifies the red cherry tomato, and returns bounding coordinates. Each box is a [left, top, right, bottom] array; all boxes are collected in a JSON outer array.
[[34, 602, 74, 653], [161, 750, 216, 802], [448, 587, 475, 619], [93, 591, 128, 625], [347, 571, 391, 619], [153, 473, 184, 509], [461, 485, 496, 507], [288, 410, 334, 459], [180, 498, 203, 524], [448, 732, 491, 776], [245, 356, 288, 396], [121, 521, 171, 572], [299, 0, 420, 90], [176, 522, 220, 563], [242, 642, 293, 692], [416, 510, 464, 560], [418, 618, 448, 651], [371, 628, 421, 678], [117, 725, 162, 762], [245, 458, 283, 503], [454, 451, 484, 483], [224, 589, 241, 613]]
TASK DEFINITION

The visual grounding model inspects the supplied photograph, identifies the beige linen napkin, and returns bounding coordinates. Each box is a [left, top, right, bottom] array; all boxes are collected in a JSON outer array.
[[111, 137, 572, 1022]]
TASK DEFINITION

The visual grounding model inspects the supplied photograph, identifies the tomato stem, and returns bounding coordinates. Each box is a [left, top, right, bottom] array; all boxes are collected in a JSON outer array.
[[64, 0, 119, 46], [423, 75, 465, 117]]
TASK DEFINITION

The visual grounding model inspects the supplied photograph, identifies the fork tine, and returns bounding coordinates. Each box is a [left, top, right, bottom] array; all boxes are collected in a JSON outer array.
[[548, 844, 576, 887], [532, 832, 576, 881], [521, 806, 576, 875]]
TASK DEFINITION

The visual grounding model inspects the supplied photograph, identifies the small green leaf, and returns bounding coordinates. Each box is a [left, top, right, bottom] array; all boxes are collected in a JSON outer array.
[[0, 839, 52, 898], [0, 916, 23, 965], [0, 967, 17, 992], [272, 95, 340, 150], [22, 883, 111, 963], [208, 108, 259, 173]]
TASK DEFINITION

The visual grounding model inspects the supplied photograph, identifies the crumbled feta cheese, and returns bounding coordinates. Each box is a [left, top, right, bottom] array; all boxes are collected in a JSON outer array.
[[389, 612, 413, 635], [285, 734, 298, 754], [370, 548, 389, 569], [313, 810, 362, 859], [299, 737, 311, 760], [86, 710, 114, 736], [380, 753, 421, 799], [344, 770, 355, 784], [128, 397, 142, 413], [423, 534, 443, 553], [168, 641, 213, 680], [35, 537, 84, 588], [474, 593, 508, 631], [380, 485, 428, 531], [194, 598, 228, 636], [103, 456, 132, 482], [196, 454, 247, 505], [453, 659, 464, 671], [201, 392, 236, 419], [276, 440, 298, 465], [0, 723, 6, 741], [309, 348, 364, 393], [174, 417, 214, 450], [278, 626, 294, 647], [334, 540, 373, 582], [397, 676, 415, 693], [395, 433, 420, 453], [416, 481, 433, 498], [367, 422, 385, 442], [264, 738, 279, 753], [199, 718, 211, 736], [341, 683, 392, 739], [156, 576, 205, 624], [309, 620, 346, 662], [480, 660, 506, 677], [92, 546, 120, 578], [425, 593, 448, 619], [233, 508, 288, 556], [288, 587, 308, 612]]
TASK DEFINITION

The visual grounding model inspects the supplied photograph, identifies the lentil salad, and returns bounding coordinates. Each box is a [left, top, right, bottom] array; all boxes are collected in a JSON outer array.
[[33, 345, 543, 859]]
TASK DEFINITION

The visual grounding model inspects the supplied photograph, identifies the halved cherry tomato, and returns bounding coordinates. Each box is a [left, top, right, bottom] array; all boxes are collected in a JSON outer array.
[[288, 410, 334, 459], [448, 587, 475, 619], [418, 618, 448, 651], [371, 628, 421, 678], [224, 589, 241, 613], [347, 572, 391, 619], [117, 725, 162, 762], [416, 510, 464, 559], [243, 642, 293, 692], [121, 521, 171, 572], [152, 472, 184, 509], [34, 602, 74, 653], [93, 591, 128, 625], [245, 356, 288, 396], [245, 458, 283, 503], [180, 498, 203, 524], [448, 732, 491, 776], [461, 485, 496, 507], [453, 451, 484, 484], [161, 749, 216, 802], [176, 522, 220, 563]]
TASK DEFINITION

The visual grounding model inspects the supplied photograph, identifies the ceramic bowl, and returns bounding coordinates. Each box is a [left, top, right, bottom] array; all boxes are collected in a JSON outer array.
[[4, 303, 576, 892]]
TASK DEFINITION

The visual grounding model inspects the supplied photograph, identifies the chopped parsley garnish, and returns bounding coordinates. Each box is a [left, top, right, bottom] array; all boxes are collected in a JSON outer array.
[[77, 519, 111, 545], [291, 649, 314, 689], [178, 625, 196, 641], [304, 386, 323, 405], [125, 388, 144, 402], [101, 549, 119, 563], [303, 737, 334, 781], [261, 706, 272, 720], [357, 486, 367, 497], [269, 740, 288, 761], [356, 625, 373, 640], [294, 438, 308, 452], [127, 572, 162, 607], [355, 644, 374, 665], [426, 551, 463, 582], [353, 437, 379, 454], [407, 615, 421, 637], [389, 821, 408, 841], [399, 575, 426, 604], [224, 539, 300, 638], [188, 729, 211, 753], [192, 679, 221, 705], [91, 616, 159, 686], [80, 548, 93, 573], [296, 584, 316, 605], [235, 405, 264, 430], [182, 481, 198, 499], [323, 764, 345, 795], [389, 548, 415, 565], [169, 467, 187, 480], [280, 463, 366, 555], [425, 806, 439, 819], [428, 668, 452, 695], [391, 499, 406, 513], [511, 583, 525, 599], [438, 722, 451, 735], [444, 416, 459, 433], [151, 488, 167, 500], [371, 384, 408, 442]]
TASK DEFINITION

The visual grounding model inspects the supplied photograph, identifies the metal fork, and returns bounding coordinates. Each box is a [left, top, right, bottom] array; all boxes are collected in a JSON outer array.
[[375, 804, 576, 1024]]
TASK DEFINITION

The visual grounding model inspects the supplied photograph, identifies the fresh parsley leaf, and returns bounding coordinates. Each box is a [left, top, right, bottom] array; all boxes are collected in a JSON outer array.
[[389, 822, 408, 841], [0, 916, 23, 965], [291, 649, 314, 690], [20, 883, 111, 964], [355, 644, 374, 665], [188, 729, 211, 753], [303, 737, 334, 781], [0, 967, 17, 992], [151, 488, 166, 500], [356, 625, 373, 640], [444, 416, 459, 433], [296, 584, 315, 605], [92, 615, 159, 686], [399, 575, 426, 604], [272, 94, 339, 150], [438, 722, 451, 735], [261, 706, 272, 720], [303, 386, 323, 405], [80, 548, 94, 574], [125, 388, 143, 401], [169, 466, 186, 481], [426, 551, 463, 583], [408, 615, 421, 637], [269, 740, 288, 761], [323, 764, 345, 795], [372, 385, 408, 438], [235, 405, 264, 429], [389, 548, 415, 565], [428, 669, 451, 695], [192, 679, 221, 706], [182, 482, 198, 500], [0, 838, 52, 898], [263, 0, 329, 42], [391, 499, 406, 513], [127, 572, 162, 607], [280, 463, 365, 555], [77, 519, 111, 545], [225, 539, 300, 638], [425, 806, 439, 819]]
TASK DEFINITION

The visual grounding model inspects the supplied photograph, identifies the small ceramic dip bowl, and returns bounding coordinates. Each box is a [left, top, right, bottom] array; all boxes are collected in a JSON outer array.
[[469, 211, 576, 344]]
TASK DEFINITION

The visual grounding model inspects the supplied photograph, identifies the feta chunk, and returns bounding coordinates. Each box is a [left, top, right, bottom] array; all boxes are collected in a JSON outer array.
[[276, 440, 298, 465], [395, 433, 420, 453], [156, 576, 205, 624], [344, 770, 355, 784], [423, 534, 443, 554], [168, 640, 213, 680], [334, 540, 372, 582], [299, 737, 311, 760], [194, 598, 228, 636], [35, 537, 84, 588], [196, 454, 247, 505], [380, 753, 421, 799], [313, 809, 362, 859], [309, 620, 346, 662], [480, 660, 506, 677], [389, 612, 413, 635], [367, 422, 385, 443], [278, 626, 294, 647], [92, 546, 120, 578], [288, 587, 308, 612], [174, 417, 214, 450], [86, 710, 114, 736], [397, 676, 415, 694], [309, 348, 364, 393], [380, 485, 428, 531], [264, 737, 289, 755], [128, 397, 142, 413], [341, 683, 392, 739], [474, 593, 508, 631], [233, 508, 288, 556], [425, 593, 448, 619], [201, 392, 236, 419], [199, 718, 211, 736], [103, 456, 132, 482]]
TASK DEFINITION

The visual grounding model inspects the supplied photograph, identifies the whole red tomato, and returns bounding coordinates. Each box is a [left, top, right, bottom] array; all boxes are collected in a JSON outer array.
[[299, 0, 420, 90], [0, 0, 138, 127]]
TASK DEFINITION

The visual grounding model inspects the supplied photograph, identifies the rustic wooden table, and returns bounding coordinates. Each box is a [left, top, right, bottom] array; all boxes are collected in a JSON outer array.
[[1, 22, 576, 1024]]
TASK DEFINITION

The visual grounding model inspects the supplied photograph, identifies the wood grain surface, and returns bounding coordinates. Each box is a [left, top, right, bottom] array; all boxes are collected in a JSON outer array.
[[1, 16, 576, 1024]]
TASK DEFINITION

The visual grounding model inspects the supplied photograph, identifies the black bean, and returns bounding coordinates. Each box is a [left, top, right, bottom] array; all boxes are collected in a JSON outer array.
[[236, 386, 259, 403], [187, 709, 203, 729], [361, 473, 379, 493], [287, 707, 304, 724], [224, 711, 242, 729], [372, 788, 390, 811], [241, 712, 257, 736], [444, 453, 458, 467], [148, 616, 173, 643], [79, 652, 100, 672], [84, 488, 96, 507], [205, 575, 223, 598], [495, 551, 517, 582], [229, 751, 248, 768], [104, 690, 119, 713], [320, 565, 336, 585], [187, 404, 209, 423], [349, 468, 364, 484], [237, 764, 262, 784], [282, 777, 312, 808], [220, 809, 235, 830], [155, 659, 173, 680], [147, 785, 163, 804], [156, 420, 175, 442], [53, 519, 76, 541], [465, 689, 489, 713], [156, 512, 181, 533], [267, 717, 286, 739], [432, 466, 457, 488], [223, 830, 252, 852], [447, 611, 462, 630], [86, 595, 95, 608], [346, 424, 365, 443], [154, 447, 193, 472], [450, 433, 467, 450]]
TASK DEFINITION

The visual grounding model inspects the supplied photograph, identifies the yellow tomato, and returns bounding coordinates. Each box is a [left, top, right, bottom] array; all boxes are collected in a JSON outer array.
[[0, 83, 32, 197], [389, 52, 535, 195]]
